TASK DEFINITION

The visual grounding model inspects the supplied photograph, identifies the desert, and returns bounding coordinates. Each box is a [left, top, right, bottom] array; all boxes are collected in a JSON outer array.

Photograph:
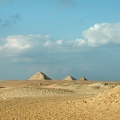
[[0, 72, 120, 120], [1, 0, 120, 120]]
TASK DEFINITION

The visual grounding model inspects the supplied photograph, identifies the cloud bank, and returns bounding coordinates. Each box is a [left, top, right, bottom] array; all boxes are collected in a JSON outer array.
[[0, 22, 120, 56]]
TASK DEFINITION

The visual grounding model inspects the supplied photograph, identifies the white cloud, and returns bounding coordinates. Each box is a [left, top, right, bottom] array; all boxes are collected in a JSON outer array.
[[0, 34, 49, 54], [73, 39, 86, 47], [43, 40, 53, 47], [0, 35, 32, 54], [5, 35, 31, 49], [56, 39, 63, 45], [43, 35, 51, 40], [83, 22, 120, 46]]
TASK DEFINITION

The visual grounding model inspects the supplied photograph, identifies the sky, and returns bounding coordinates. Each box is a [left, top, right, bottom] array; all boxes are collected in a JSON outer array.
[[0, 0, 120, 81]]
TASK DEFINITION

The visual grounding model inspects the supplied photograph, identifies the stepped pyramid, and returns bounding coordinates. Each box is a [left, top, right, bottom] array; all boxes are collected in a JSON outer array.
[[29, 72, 51, 80], [63, 76, 76, 81], [79, 77, 87, 81]]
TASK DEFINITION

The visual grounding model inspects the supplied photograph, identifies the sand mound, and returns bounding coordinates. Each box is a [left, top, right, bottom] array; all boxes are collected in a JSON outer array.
[[79, 77, 87, 81], [88, 82, 115, 89], [29, 72, 51, 80], [63, 76, 76, 81], [89, 85, 120, 104]]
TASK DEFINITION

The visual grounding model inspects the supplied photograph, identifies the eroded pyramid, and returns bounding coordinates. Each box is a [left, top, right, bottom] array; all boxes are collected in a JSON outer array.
[[79, 77, 87, 81], [29, 72, 51, 80], [63, 76, 76, 81]]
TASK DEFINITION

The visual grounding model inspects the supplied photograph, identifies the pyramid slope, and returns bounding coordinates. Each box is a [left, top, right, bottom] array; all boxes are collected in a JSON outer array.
[[63, 76, 76, 81], [29, 72, 51, 80]]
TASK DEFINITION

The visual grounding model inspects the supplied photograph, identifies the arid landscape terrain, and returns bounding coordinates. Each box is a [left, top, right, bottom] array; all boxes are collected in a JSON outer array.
[[1, 0, 120, 119], [0, 72, 120, 120]]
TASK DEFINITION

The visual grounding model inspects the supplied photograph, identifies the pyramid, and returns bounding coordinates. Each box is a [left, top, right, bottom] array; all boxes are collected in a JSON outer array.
[[63, 76, 76, 81], [79, 77, 87, 81], [29, 72, 51, 80]]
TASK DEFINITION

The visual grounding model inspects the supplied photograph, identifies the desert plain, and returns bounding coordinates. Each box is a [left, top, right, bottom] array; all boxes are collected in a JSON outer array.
[[0, 72, 120, 120]]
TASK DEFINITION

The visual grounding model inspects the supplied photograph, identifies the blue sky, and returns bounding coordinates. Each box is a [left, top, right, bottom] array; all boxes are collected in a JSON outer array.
[[0, 0, 120, 80]]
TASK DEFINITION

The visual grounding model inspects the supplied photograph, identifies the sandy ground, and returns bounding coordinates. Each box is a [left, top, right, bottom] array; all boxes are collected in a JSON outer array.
[[0, 80, 120, 120]]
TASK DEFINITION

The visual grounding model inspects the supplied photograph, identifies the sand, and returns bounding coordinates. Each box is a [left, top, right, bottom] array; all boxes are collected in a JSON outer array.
[[0, 80, 120, 120]]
